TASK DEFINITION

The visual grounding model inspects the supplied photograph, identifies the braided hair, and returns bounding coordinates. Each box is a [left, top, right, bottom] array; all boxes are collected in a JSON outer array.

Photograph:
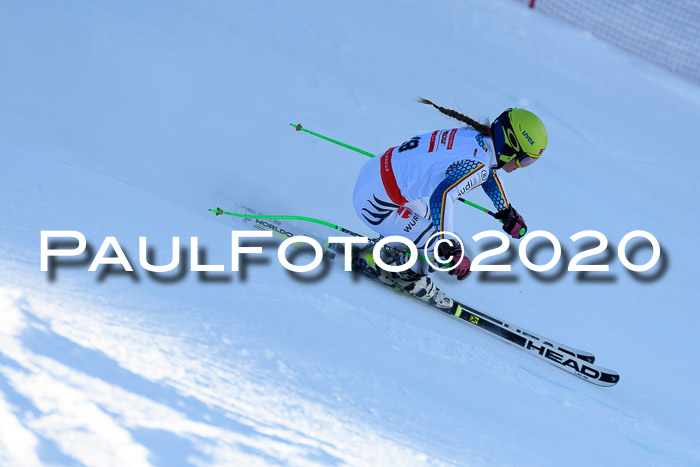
[[417, 98, 493, 138]]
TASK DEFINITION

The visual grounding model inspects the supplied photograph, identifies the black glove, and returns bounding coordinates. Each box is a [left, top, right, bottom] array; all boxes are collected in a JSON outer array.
[[495, 205, 527, 239]]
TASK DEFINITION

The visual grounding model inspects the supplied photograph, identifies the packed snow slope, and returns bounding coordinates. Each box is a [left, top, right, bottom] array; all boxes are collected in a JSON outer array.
[[2, 0, 700, 465]]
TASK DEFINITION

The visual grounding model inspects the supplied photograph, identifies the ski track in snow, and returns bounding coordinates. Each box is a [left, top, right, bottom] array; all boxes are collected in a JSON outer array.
[[0, 285, 444, 466]]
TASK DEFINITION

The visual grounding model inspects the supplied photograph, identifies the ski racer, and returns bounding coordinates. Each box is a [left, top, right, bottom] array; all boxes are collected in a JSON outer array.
[[352, 98, 548, 308]]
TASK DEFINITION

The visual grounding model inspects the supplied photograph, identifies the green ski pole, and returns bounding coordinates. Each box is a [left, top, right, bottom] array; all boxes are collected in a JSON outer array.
[[291, 123, 376, 158], [209, 207, 433, 261], [209, 207, 366, 238]]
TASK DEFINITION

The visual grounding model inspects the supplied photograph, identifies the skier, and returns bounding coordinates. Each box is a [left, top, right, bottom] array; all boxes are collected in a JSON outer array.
[[352, 98, 547, 308]]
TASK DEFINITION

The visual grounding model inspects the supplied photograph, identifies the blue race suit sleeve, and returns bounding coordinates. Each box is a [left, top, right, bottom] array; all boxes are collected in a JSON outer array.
[[480, 167, 509, 212], [429, 159, 487, 238]]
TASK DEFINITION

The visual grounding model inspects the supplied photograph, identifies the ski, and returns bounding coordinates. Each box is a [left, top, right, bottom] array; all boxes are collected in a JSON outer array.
[[453, 301, 597, 364], [226, 205, 618, 386], [350, 256, 619, 387]]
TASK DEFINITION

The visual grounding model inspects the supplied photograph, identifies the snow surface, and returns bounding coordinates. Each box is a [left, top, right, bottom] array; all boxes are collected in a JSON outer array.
[[1, 0, 700, 465]]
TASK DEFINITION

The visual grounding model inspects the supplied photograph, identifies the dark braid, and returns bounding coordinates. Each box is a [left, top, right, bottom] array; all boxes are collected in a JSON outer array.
[[417, 97, 493, 138]]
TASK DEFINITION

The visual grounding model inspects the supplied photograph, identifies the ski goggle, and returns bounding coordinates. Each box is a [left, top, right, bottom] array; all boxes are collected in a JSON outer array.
[[494, 110, 542, 168], [498, 142, 539, 167], [515, 153, 538, 168]]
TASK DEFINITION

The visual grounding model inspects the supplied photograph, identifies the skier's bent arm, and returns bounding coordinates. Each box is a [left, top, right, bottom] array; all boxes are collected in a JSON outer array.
[[481, 167, 527, 239], [481, 167, 509, 212], [428, 159, 487, 238]]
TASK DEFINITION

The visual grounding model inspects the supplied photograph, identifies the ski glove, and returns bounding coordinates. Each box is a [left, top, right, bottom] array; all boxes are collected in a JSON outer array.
[[495, 205, 527, 239], [438, 243, 471, 281]]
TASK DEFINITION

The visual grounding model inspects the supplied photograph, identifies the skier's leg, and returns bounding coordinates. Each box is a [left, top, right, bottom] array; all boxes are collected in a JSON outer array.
[[353, 170, 437, 257], [353, 166, 451, 308]]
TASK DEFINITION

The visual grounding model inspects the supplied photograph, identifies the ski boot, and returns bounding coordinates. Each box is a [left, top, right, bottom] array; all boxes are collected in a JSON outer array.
[[376, 246, 454, 310]]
